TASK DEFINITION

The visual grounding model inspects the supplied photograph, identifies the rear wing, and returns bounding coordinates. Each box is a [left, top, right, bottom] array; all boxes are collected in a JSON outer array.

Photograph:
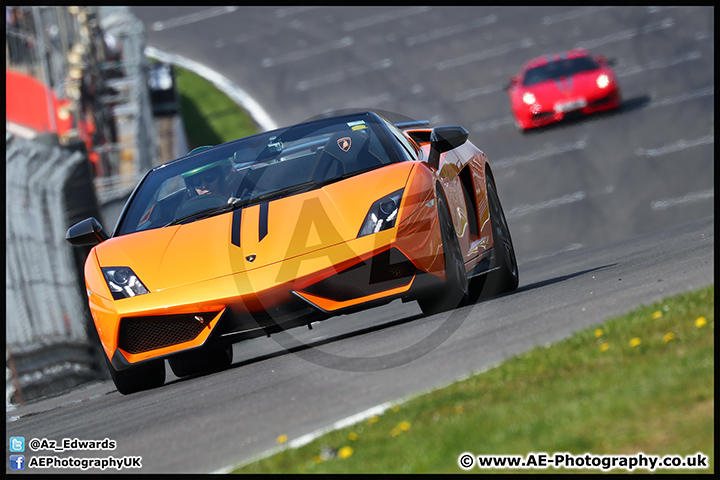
[[393, 120, 430, 145], [395, 120, 432, 145], [394, 120, 430, 129]]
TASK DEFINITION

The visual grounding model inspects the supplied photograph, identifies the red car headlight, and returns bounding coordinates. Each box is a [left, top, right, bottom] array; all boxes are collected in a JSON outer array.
[[522, 92, 536, 105], [596, 74, 611, 89]]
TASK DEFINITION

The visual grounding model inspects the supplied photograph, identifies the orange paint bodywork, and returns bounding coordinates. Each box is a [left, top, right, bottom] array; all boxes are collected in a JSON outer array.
[[83, 130, 498, 367]]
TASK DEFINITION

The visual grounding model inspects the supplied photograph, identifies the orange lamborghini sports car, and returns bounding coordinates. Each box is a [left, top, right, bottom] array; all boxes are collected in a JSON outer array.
[[67, 111, 518, 394]]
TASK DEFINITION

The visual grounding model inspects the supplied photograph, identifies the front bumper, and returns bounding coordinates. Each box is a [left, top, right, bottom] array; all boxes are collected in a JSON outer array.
[[96, 233, 442, 369], [515, 88, 621, 129]]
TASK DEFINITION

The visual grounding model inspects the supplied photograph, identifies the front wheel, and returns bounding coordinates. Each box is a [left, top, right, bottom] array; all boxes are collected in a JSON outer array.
[[417, 188, 469, 316], [105, 356, 165, 395]]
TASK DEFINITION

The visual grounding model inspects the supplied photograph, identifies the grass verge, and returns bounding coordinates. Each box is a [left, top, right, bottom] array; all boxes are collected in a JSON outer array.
[[173, 65, 259, 148], [234, 285, 714, 474]]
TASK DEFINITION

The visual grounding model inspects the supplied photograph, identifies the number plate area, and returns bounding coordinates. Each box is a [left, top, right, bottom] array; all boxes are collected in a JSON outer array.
[[554, 98, 587, 113]]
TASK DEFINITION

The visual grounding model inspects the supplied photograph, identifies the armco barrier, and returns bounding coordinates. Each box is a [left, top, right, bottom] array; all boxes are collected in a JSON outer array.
[[6, 134, 109, 407]]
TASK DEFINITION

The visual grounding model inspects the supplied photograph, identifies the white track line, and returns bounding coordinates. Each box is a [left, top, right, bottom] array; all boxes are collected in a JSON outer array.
[[648, 87, 714, 109], [213, 362, 500, 473], [541, 7, 611, 26], [261, 37, 354, 68], [635, 134, 714, 157], [274, 6, 319, 18], [492, 139, 588, 169], [505, 191, 587, 220], [575, 18, 674, 49], [296, 58, 393, 91], [152, 7, 239, 32], [454, 83, 506, 102], [405, 14, 497, 47], [341, 6, 432, 32], [650, 189, 714, 211], [617, 51, 702, 77], [520, 243, 584, 263], [435, 38, 535, 71]]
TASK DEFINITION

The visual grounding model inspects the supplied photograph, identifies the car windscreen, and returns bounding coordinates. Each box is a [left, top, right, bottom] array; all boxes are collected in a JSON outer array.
[[522, 56, 601, 86], [115, 114, 398, 236]]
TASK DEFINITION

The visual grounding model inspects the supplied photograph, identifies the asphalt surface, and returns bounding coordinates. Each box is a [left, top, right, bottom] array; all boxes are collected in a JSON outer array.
[[130, 6, 714, 264], [6, 6, 713, 474], [6, 216, 714, 473]]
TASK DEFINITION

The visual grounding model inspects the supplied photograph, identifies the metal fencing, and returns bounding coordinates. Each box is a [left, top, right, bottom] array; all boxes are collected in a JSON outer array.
[[95, 6, 157, 206], [5, 6, 159, 406], [6, 6, 157, 207]]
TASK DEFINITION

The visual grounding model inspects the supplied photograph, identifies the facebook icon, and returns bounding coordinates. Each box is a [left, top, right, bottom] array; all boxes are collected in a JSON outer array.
[[10, 454, 25, 470]]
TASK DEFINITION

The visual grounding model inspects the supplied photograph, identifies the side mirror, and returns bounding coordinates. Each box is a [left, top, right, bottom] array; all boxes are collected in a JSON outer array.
[[66, 217, 109, 246], [427, 126, 469, 170], [503, 76, 518, 91]]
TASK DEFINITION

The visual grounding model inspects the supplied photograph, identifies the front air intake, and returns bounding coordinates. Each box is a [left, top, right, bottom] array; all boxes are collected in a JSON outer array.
[[302, 248, 416, 302], [118, 312, 218, 354]]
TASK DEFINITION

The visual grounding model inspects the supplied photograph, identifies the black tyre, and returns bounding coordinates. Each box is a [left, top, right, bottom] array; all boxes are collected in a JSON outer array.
[[105, 356, 165, 395], [417, 187, 469, 316], [168, 345, 233, 377], [482, 176, 519, 297]]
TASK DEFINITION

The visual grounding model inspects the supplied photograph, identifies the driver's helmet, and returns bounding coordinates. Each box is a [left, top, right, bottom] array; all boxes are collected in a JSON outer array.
[[182, 157, 233, 196]]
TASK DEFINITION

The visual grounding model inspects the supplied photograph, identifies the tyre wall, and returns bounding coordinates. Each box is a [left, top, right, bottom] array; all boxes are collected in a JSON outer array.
[[6, 134, 108, 407]]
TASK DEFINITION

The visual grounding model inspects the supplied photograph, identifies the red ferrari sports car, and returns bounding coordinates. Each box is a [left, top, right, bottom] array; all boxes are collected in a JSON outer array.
[[505, 48, 622, 131]]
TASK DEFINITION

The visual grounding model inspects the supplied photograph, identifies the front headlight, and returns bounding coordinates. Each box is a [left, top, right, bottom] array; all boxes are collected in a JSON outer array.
[[102, 267, 150, 300], [357, 189, 404, 238], [522, 92, 536, 105], [596, 74, 610, 89]]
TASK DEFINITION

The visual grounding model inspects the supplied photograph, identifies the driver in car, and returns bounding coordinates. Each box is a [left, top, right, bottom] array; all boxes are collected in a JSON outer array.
[[182, 159, 234, 198]]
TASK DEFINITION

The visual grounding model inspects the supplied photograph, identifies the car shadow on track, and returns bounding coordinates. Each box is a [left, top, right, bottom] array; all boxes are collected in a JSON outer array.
[[164, 308, 430, 384], [165, 264, 618, 385], [509, 264, 617, 296]]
